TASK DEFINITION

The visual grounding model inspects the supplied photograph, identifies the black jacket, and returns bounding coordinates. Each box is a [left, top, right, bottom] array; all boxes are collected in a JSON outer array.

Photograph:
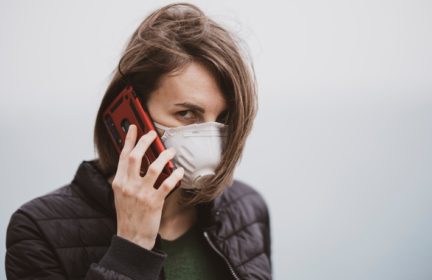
[[5, 159, 272, 279]]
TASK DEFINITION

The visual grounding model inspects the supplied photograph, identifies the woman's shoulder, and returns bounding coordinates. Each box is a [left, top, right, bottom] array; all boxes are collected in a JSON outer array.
[[6, 184, 86, 251], [6, 161, 115, 252], [222, 179, 268, 205], [7, 159, 112, 233], [10, 183, 86, 223], [217, 179, 270, 222], [11, 159, 112, 222]]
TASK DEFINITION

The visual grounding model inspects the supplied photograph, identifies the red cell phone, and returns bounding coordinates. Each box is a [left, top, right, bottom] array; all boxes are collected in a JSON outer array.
[[103, 85, 180, 191]]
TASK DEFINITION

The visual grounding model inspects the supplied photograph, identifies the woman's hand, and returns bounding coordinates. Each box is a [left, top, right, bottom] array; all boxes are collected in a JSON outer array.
[[111, 124, 184, 250]]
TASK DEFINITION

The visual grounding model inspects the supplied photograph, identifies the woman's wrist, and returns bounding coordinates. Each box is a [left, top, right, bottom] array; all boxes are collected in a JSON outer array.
[[99, 235, 166, 279], [117, 232, 156, 250]]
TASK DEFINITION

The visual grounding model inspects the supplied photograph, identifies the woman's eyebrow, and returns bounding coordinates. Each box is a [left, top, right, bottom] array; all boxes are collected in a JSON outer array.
[[174, 102, 205, 113]]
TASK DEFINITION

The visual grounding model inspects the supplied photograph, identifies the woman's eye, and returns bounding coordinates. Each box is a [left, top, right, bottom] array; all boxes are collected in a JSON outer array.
[[176, 110, 196, 120]]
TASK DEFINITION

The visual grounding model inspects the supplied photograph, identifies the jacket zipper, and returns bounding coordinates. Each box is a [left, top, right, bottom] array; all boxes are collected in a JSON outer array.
[[203, 231, 240, 280]]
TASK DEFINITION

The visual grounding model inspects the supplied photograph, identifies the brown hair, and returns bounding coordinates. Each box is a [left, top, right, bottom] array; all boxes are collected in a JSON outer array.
[[93, 3, 257, 205]]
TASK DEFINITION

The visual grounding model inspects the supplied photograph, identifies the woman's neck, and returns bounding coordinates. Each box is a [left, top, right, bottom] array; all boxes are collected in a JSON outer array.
[[159, 188, 197, 240]]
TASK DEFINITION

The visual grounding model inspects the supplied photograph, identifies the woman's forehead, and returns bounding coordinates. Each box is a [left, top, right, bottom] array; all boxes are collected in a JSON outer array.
[[152, 62, 227, 113]]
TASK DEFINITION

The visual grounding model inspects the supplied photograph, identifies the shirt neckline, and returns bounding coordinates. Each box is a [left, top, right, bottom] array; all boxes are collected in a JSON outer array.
[[160, 222, 199, 244]]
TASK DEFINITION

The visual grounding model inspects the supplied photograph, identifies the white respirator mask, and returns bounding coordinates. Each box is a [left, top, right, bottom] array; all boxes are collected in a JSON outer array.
[[153, 121, 228, 189]]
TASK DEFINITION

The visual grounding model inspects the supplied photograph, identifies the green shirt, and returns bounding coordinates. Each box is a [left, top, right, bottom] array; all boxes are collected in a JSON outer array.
[[160, 223, 232, 280]]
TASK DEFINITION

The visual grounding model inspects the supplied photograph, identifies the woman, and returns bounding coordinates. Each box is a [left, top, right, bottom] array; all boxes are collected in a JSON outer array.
[[6, 3, 272, 280]]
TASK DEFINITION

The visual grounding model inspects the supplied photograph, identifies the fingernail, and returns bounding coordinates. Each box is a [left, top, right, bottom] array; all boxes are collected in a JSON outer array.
[[149, 130, 156, 137]]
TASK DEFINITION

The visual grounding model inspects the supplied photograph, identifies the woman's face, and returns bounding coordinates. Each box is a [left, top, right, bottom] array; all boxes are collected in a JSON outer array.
[[146, 62, 227, 135]]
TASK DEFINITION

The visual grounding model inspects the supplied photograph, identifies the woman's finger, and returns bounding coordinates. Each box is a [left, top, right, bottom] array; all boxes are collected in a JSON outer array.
[[116, 124, 137, 180], [126, 130, 158, 179], [142, 147, 176, 186], [156, 167, 184, 199]]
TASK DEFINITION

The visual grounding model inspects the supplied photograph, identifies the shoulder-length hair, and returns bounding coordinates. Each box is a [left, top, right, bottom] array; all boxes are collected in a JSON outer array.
[[93, 3, 257, 205]]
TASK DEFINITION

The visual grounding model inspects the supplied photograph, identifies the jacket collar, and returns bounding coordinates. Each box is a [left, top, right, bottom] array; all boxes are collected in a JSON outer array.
[[70, 159, 223, 231]]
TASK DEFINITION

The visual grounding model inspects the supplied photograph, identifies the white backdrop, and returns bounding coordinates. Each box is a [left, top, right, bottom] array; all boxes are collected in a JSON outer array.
[[1, 0, 432, 279]]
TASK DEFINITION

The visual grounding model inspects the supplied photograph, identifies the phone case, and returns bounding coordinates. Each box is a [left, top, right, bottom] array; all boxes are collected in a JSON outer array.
[[103, 85, 180, 191]]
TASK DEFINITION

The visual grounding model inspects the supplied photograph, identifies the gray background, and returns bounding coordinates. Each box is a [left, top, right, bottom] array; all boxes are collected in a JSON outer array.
[[1, 0, 432, 279]]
